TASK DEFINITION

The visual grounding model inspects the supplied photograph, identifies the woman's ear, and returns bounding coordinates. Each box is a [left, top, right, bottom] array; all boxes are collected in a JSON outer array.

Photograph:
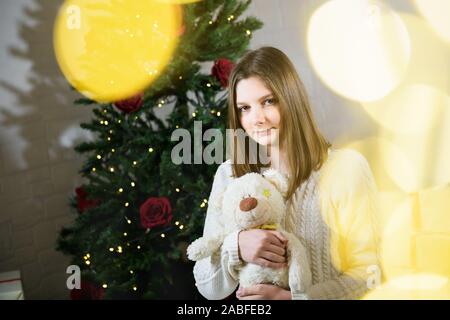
[[262, 169, 288, 197]]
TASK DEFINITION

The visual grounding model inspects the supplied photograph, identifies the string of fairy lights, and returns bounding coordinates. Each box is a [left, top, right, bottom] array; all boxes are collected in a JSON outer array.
[[84, 93, 213, 292], [80, 21, 250, 292]]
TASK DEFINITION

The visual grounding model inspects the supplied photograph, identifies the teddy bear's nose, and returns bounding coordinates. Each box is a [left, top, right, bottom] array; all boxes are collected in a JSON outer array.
[[239, 197, 258, 212]]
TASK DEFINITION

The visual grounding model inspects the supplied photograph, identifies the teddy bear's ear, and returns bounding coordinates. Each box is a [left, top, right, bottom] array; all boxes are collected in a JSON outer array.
[[263, 169, 289, 197]]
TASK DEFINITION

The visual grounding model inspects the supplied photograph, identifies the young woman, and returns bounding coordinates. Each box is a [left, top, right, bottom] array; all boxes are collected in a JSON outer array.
[[193, 47, 380, 300]]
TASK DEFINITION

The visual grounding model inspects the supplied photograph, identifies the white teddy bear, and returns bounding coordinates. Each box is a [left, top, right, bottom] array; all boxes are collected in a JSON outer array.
[[187, 169, 311, 296]]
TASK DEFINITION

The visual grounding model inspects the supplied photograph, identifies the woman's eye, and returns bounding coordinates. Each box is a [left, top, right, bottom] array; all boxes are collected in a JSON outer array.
[[263, 98, 275, 106], [238, 105, 249, 112]]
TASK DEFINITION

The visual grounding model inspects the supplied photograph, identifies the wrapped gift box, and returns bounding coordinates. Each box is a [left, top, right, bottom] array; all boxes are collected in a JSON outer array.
[[0, 270, 24, 300]]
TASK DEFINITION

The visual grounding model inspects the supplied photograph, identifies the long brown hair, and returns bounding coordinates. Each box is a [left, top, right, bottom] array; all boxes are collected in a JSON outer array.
[[228, 46, 330, 200]]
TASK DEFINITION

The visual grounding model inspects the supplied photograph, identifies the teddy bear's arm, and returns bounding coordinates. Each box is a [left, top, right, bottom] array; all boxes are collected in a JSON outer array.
[[187, 234, 225, 261]]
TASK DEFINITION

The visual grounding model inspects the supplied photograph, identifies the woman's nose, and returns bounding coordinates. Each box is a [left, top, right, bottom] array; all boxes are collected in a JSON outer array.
[[251, 106, 266, 125]]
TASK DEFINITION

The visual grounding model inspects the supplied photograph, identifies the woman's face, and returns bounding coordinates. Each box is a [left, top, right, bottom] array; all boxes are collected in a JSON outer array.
[[235, 76, 281, 147]]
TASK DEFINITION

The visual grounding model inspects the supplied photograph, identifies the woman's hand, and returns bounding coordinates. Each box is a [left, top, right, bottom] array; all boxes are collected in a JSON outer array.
[[236, 284, 291, 300], [238, 229, 288, 268]]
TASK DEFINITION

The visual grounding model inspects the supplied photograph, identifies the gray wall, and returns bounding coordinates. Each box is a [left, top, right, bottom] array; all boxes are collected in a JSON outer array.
[[0, 0, 92, 299]]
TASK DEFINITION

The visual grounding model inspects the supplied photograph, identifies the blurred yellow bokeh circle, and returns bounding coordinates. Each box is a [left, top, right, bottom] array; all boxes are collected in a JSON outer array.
[[54, 0, 182, 102], [363, 273, 450, 299], [414, 0, 450, 43], [307, 0, 410, 102], [155, 0, 201, 3], [378, 87, 450, 193], [364, 84, 450, 135]]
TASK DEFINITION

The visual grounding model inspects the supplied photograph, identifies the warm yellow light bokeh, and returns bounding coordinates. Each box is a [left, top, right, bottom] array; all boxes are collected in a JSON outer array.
[[363, 13, 450, 135], [379, 194, 417, 280], [414, 0, 450, 43], [364, 84, 450, 135], [306, 0, 410, 102], [306, 1, 450, 300], [395, 14, 449, 95], [378, 87, 450, 192], [155, 0, 201, 3], [317, 147, 380, 276], [341, 138, 402, 192], [54, 0, 182, 102], [363, 273, 450, 299], [419, 187, 450, 235], [330, 142, 450, 294]]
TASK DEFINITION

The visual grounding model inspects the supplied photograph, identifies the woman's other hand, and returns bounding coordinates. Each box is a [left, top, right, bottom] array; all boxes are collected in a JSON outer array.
[[238, 229, 288, 268], [236, 284, 291, 300]]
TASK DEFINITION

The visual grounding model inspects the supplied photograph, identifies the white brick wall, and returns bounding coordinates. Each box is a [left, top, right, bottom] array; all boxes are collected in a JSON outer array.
[[0, 0, 439, 299], [0, 0, 85, 299]]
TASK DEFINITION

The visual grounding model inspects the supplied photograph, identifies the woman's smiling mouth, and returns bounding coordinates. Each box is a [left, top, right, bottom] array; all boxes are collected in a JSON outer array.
[[254, 128, 274, 137]]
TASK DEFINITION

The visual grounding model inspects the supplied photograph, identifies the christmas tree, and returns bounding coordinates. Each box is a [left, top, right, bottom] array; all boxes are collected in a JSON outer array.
[[56, 0, 262, 299]]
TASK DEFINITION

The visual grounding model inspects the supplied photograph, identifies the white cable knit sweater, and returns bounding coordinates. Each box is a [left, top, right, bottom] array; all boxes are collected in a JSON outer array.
[[193, 148, 380, 300]]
